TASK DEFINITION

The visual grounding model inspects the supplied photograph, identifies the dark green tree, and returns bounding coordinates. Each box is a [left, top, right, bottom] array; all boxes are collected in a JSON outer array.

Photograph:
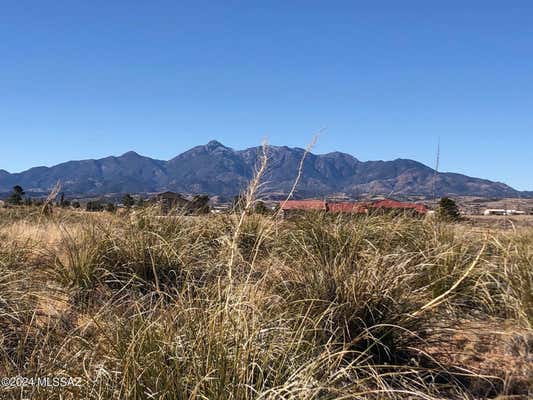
[[136, 197, 145, 208], [122, 194, 135, 208], [254, 201, 269, 214], [437, 197, 461, 221], [7, 185, 25, 205], [105, 203, 116, 212], [190, 194, 210, 214], [86, 201, 103, 212], [232, 195, 245, 213], [72, 201, 81, 209]]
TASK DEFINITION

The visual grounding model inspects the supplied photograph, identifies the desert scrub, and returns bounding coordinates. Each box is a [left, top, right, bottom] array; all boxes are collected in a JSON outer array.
[[0, 208, 532, 399], [73, 284, 451, 400], [231, 214, 276, 268], [271, 214, 431, 364], [485, 231, 533, 326], [100, 213, 224, 290], [0, 261, 59, 378], [0, 234, 33, 270], [85, 292, 318, 399], [50, 212, 224, 294]]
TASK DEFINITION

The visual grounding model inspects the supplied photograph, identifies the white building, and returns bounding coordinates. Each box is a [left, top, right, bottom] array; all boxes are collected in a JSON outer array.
[[483, 209, 526, 216]]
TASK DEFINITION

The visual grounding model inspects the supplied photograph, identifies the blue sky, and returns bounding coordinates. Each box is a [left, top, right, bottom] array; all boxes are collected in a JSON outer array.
[[1, 1, 532, 190]]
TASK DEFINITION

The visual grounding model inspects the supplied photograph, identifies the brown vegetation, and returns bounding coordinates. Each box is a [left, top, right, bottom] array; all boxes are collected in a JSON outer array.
[[0, 205, 531, 399]]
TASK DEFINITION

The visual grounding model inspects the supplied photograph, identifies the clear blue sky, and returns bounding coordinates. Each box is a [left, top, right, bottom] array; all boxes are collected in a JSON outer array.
[[1, 1, 532, 190]]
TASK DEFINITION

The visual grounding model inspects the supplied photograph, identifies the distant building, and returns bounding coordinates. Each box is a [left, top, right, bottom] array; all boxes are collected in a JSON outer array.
[[150, 191, 190, 214], [483, 209, 526, 216], [328, 202, 369, 214], [280, 200, 327, 218], [280, 198, 427, 218], [210, 202, 233, 214], [370, 199, 428, 215]]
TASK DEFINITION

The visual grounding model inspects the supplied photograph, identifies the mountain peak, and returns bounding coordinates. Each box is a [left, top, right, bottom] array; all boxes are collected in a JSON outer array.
[[205, 140, 227, 150], [120, 151, 142, 158]]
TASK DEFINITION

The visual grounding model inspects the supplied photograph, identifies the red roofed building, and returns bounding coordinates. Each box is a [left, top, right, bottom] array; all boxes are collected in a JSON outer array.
[[328, 202, 369, 214], [371, 199, 428, 215], [280, 200, 327, 218], [278, 198, 427, 218]]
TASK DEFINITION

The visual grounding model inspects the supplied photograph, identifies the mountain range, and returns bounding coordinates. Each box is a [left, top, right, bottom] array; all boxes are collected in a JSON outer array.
[[0, 141, 530, 199]]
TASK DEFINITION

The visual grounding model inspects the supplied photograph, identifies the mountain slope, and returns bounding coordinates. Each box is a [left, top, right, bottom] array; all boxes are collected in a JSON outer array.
[[0, 152, 168, 194], [0, 141, 526, 198]]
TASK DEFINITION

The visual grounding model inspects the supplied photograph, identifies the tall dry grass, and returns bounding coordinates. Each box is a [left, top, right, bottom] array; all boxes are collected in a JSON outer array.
[[0, 203, 531, 399]]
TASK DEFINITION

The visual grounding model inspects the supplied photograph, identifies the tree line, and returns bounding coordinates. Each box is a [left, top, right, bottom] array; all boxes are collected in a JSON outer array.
[[2, 185, 463, 220], [1, 186, 214, 214], [2, 185, 145, 212]]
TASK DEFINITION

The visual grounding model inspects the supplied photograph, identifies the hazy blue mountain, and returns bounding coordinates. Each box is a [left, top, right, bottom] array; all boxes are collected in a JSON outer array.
[[0, 140, 526, 198]]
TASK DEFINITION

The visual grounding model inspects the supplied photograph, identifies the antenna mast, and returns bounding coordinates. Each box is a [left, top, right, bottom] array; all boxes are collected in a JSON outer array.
[[432, 137, 441, 202]]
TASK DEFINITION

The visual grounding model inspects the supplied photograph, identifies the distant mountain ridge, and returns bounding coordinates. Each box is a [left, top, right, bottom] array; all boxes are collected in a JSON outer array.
[[0, 141, 528, 199]]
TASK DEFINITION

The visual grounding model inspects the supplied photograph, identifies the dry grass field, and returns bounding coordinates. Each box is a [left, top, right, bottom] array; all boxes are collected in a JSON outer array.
[[0, 206, 531, 399], [467, 215, 533, 230]]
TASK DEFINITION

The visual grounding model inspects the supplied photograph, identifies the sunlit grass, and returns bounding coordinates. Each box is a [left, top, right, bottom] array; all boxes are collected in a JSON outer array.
[[0, 205, 531, 399]]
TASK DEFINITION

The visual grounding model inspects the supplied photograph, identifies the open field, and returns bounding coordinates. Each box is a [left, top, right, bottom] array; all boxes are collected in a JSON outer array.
[[0, 206, 531, 399], [425, 197, 533, 217], [467, 215, 533, 230]]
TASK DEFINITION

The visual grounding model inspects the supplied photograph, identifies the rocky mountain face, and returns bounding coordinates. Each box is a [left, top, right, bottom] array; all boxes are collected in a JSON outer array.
[[0, 141, 526, 199]]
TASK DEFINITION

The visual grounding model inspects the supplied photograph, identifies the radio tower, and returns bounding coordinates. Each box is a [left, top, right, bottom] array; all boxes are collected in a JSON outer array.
[[432, 137, 441, 202]]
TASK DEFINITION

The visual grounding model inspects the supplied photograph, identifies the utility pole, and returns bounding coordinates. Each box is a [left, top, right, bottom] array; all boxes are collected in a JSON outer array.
[[432, 137, 441, 204]]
